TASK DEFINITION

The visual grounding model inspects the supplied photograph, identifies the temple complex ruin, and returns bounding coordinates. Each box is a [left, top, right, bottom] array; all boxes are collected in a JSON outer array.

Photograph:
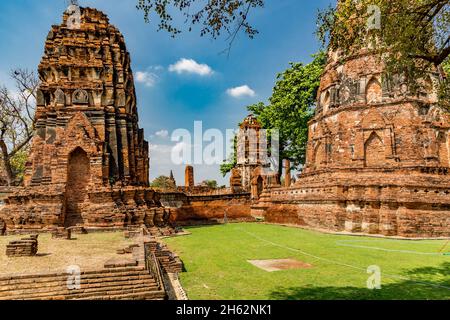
[[255, 49, 450, 237], [1, 4, 449, 239]]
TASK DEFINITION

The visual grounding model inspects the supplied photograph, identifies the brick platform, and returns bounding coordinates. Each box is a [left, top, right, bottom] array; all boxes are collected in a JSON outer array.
[[6, 235, 38, 257], [51, 228, 71, 240]]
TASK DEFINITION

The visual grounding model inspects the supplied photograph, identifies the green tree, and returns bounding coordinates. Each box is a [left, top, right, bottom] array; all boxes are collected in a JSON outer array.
[[220, 52, 326, 176], [203, 180, 218, 188], [150, 175, 176, 190], [248, 51, 327, 170], [444, 57, 450, 74], [317, 0, 450, 98]]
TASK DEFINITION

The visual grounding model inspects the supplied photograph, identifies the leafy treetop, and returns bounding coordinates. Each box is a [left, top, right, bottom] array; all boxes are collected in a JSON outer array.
[[317, 0, 450, 100]]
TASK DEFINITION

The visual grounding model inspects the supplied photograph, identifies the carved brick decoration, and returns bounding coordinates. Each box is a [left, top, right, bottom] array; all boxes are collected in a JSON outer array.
[[259, 50, 450, 238], [0, 7, 168, 233]]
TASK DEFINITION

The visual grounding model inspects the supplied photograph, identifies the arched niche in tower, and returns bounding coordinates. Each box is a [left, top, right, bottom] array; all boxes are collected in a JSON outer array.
[[72, 89, 89, 104], [36, 90, 45, 106], [49, 67, 59, 83], [364, 131, 385, 167], [65, 146, 90, 227], [313, 141, 327, 169], [366, 76, 382, 104], [437, 131, 449, 167], [54, 88, 65, 106], [420, 75, 438, 102], [322, 91, 331, 114]]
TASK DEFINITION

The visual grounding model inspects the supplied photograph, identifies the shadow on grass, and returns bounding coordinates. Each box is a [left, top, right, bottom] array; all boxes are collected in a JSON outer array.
[[269, 262, 450, 300]]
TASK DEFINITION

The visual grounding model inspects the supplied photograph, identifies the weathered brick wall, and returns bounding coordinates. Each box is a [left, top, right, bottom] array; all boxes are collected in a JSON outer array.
[[169, 193, 253, 225]]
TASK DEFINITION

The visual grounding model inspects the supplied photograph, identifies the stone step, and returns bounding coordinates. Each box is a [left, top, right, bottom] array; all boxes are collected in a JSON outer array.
[[74, 290, 166, 301], [0, 269, 161, 300], [0, 273, 157, 296], [0, 266, 164, 301], [6, 284, 163, 300], [0, 266, 147, 283], [0, 269, 150, 292]]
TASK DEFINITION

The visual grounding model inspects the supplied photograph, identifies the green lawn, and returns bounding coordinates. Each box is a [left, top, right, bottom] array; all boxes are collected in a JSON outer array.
[[163, 223, 450, 300]]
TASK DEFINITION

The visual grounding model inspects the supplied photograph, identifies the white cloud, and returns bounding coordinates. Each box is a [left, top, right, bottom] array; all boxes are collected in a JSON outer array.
[[168, 58, 214, 76], [155, 129, 169, 138], [135, 71, 158, 87], [226, 85, 256, 98]]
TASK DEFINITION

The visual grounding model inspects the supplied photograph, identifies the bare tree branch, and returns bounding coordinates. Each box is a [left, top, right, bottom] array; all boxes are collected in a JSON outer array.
[[0, 69, 38, 186]]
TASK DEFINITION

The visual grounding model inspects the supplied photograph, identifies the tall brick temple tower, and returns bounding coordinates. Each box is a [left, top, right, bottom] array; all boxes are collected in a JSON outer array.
[[0, 7, 171, 232], [29, 6, 149, 188], [258, 48, 450, 237]]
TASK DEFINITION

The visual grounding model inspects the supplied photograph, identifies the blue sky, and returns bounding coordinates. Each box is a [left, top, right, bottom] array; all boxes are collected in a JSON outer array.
[[0, 0, 334, 185]]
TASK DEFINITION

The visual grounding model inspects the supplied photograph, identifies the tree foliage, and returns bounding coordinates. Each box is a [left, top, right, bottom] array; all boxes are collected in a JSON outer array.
[[202, 180, 218, 188], [220, 52, 326, 176], [136, 0, 264, 52], [220, 135, 237, 176], [317, 0, 450, 97], [248, 52, 327, 170], [0, 69, 38, 186], [150, 175, 177, 189]]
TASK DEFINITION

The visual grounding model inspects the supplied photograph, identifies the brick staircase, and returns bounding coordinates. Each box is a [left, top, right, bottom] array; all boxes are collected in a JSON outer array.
[[0, 266, 166, 300]]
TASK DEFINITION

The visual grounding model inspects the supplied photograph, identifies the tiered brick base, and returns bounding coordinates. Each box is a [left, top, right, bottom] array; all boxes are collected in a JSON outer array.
[[0, 187, 173, 233]]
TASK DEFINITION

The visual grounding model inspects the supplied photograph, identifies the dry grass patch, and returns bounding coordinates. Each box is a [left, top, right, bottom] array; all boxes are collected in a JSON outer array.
[[248, 259, 313, 272], [0, 232, 134, 275]]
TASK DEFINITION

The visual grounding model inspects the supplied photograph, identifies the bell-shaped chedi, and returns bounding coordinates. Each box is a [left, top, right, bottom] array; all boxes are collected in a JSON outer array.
[[259, 41, 450, 237], [303, 50, 449, 176], [0, 7, 171, 233]]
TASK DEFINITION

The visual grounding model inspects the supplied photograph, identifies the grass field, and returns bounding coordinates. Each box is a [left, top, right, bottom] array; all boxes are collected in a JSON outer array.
[[163, 223, 450, 300]]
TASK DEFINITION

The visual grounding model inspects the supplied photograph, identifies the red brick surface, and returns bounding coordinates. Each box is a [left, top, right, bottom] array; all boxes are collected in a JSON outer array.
[[261, 52, 450, 238]]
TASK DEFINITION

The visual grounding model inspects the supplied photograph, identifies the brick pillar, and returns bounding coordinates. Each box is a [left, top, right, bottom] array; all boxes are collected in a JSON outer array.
[[127, 122, 136, 183], [284, 159, 291, 187], [118, 118, 130, 181], [106, 113, 119, 179], [185, 166, 194, 188]]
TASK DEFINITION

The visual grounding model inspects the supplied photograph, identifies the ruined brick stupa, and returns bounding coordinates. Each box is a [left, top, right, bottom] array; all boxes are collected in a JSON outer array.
[[0, 7, 170, 232], [257, 48, 450, 238]]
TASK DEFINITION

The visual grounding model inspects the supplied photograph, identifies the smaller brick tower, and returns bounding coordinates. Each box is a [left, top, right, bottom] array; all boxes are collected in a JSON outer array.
[[185, 166, 194, 189], [236, 115, 269, 191]]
